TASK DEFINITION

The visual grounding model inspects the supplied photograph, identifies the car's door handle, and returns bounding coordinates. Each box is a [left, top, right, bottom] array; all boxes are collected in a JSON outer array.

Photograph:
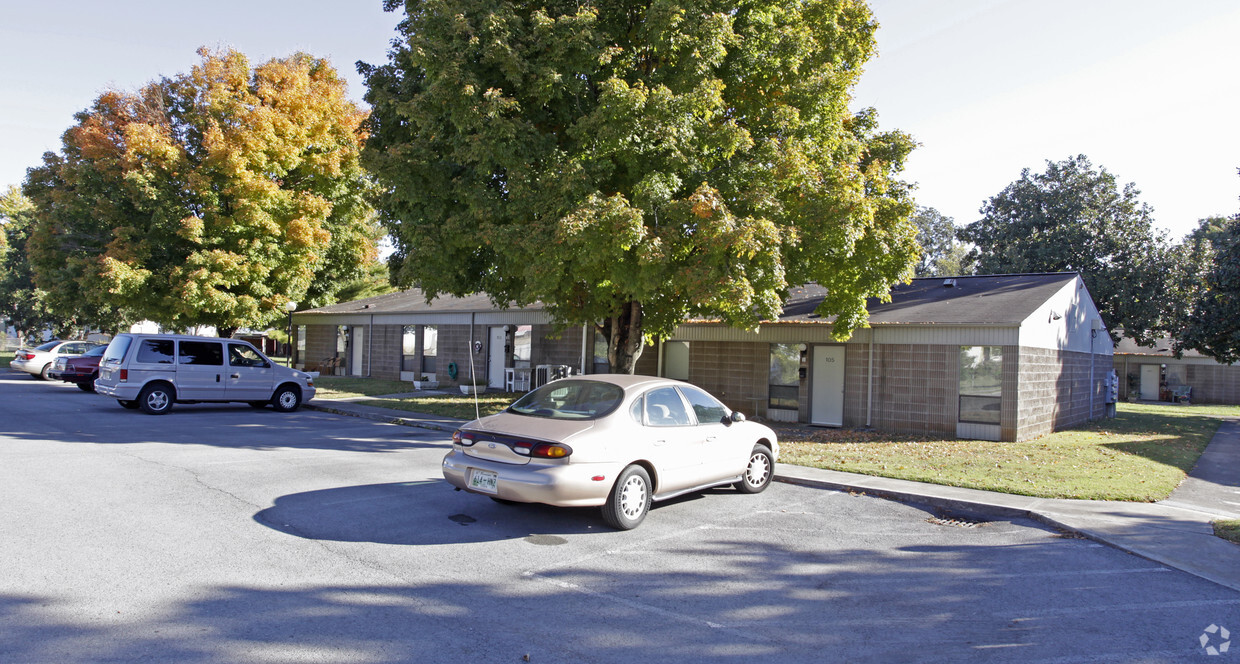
[[230, 373, 240, 379], [654, 439, 668, 446]]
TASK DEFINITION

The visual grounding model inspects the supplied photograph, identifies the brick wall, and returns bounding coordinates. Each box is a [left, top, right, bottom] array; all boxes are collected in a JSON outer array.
[[303, 325, 338, 373], [844, 343, 959, 438], [368, 324, 403, 381], [1184, 363, 1240, 404], [679, 341, 767, 417], [1017, 347, 1108, 440]]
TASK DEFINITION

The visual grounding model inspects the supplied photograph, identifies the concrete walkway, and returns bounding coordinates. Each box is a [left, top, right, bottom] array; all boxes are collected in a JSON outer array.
[[305, 395, 1240, 593]]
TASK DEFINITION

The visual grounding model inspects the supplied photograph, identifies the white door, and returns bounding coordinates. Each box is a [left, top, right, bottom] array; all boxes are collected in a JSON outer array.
[[488, 327, 507, 388], [810, 346, 845, 426], [1139, 364, 1160, 400], [350, 327, 365, 376]]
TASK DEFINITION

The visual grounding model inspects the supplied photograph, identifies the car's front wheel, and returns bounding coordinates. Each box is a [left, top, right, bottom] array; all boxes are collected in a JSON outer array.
[[736, 444, 774, 494], [602, 465, 651, 530], [77, 380, 96, 393], [271, 385, 301, 412], [138, 384, 174, 415]]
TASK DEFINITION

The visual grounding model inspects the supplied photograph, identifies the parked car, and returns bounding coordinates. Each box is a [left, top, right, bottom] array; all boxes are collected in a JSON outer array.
[[47, 344, 108, 392], [441, 374, 779, 530], [10, 340, 104, 380], [94, 333, 317, 415]]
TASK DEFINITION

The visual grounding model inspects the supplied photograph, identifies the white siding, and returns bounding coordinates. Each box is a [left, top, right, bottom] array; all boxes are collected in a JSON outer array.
[[1017, 276, 1114, 355]]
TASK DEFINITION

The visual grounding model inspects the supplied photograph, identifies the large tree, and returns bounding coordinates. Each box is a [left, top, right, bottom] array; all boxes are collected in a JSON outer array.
[[0, 186, 56, 342], [960, 155, 1169, 344], [24, 48, 378, 336], [1178, 215, 1240, 363], [361, 0, 918, 372], [910, 206, 970, 277]]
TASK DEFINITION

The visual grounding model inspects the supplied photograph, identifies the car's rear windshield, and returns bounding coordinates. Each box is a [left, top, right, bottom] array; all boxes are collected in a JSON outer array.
[[35, 341, 60, 351], [507, 380, 625, 420], [102, 336, 133, 364], [84, 345, 107, 357]]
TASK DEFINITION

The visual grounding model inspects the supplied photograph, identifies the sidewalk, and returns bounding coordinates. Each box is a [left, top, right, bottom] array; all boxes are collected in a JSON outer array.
[[305, 396, 1240, 593]]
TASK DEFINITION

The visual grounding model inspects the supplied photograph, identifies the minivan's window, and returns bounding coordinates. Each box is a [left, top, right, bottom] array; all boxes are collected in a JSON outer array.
[[507, 380, 624, 420], [179, 340, 223, 366], [136, 339, 175, 364], [228, 343, 267, 367], [102, 336, 132, 364]]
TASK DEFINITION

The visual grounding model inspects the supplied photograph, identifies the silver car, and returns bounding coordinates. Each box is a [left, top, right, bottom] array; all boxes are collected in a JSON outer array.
[[442, 374, 779, 530], [10, 340, 103, 380]]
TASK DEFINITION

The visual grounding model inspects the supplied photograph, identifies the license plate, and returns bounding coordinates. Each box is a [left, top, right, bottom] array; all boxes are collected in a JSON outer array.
[[468, 469, 498, 494]]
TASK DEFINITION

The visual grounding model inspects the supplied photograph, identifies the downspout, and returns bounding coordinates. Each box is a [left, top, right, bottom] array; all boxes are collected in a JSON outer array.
[[580, 324, 588, 375], [657, 338, 664, 377], [1089, 322, 1096, 420], [368, 314, 374, 377], [866, 327, 875, 428]]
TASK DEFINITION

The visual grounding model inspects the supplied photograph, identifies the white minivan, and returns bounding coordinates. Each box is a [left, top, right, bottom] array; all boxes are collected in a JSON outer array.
[[95, 333, 317, 415]]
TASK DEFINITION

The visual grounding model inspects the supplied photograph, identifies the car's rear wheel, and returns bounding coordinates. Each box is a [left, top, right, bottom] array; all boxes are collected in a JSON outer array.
[[271, 385, 301, 412], [602, 465, 651, 530], [736, 444, 774, 494], [117, 399, 139, 409], [138, 384, 174, 415], [37, 364, 51, 380]]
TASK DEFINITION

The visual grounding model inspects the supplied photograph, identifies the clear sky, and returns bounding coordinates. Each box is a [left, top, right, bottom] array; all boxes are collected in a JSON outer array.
[[2, 1, 1236, 241]]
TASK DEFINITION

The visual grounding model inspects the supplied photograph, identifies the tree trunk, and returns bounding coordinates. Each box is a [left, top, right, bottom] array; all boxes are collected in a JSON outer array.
[[606, 300, 645, 374]]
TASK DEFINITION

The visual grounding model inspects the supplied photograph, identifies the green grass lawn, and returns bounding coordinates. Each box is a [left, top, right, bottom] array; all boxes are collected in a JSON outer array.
[[1215, 520, 1240, 545], [312, 376, 417, 399], [778, 402, 1238, 502], [356, 392, 521, 421], [0, 350, 12, 369]]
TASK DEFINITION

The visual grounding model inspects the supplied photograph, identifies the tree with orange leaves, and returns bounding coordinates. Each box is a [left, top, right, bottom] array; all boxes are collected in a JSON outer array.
[[23, 48, 378, 335]]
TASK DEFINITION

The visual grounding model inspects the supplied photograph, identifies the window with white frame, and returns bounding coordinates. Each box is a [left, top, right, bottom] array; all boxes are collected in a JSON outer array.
[[959, 346, 1002, 425]]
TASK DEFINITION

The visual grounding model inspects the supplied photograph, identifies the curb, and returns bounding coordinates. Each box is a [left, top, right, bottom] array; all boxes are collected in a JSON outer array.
[[303, 402, 462, 433]]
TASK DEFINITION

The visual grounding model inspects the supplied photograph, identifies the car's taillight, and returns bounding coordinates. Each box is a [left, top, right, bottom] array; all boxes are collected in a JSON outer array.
[[521, 442, 572, 459], [453, 431, 476, 446], [119, 369, 128, 382]]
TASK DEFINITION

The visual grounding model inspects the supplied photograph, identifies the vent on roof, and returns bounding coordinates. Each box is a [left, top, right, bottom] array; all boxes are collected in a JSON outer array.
[[943, 278, 957, 288]]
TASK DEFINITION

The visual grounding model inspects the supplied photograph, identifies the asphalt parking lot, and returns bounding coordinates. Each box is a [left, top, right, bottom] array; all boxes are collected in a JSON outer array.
[[1, 372, 1236, 663]]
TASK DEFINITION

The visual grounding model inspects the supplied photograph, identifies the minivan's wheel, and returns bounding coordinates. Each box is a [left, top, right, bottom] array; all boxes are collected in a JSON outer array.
[[271, 385, 301, 412], [602, 465, 651, 530], [117, 399, 139, 410], [736, 444, 774, 494], [38, 364, 51, 380], [138, 384, 174, 415]]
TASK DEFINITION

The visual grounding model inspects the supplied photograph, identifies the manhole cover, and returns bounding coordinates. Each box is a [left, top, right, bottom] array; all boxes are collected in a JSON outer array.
[[927, 510, 990, 528]]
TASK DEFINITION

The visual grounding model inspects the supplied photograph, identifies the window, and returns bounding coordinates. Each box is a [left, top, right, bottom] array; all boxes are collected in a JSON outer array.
[[593, 330, 609, 374], [136, 339, 175, 364], [179, 341, 223, 366], [664, 341, 689, 380], [959, 346, 1002, 424], [506, 380, 625, 420], [512, 325, 532, 367], [643, 387, 692, 427], [227, 343, 267, 368], [769, 344, 801, 411], [422, 325, 437, 374], [402, 326, 418, 372], [679, 386, 727, 425]]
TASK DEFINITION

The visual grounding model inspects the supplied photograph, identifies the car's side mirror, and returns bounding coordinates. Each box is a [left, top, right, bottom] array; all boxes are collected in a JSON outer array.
[[725, 411, 746, 425]]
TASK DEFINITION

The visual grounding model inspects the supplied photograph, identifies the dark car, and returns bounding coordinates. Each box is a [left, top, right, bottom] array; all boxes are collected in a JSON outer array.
[[48, 345, 107, 392]]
